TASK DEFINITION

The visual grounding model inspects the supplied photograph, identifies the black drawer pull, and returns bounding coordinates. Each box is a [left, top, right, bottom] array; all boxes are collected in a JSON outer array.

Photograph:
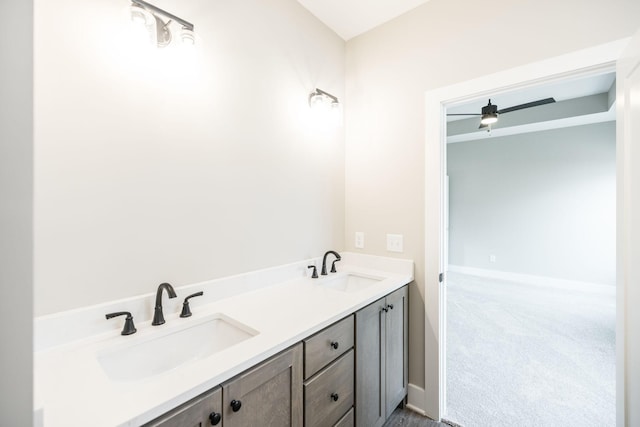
[[330, 341, 339, 350], [387, 304, 394, 310], [209, 412, 221, 425], [230, 399, 242, 412], [331, 393, 339, 402]]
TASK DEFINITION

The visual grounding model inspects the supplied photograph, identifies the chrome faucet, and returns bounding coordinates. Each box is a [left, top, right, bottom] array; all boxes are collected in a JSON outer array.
[[152, 282, 177, 326], [321, 250, 341, 275]]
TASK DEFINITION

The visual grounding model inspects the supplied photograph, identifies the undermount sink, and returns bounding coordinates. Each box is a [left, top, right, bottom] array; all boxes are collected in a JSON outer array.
[[97, 314, 258, 382], [319, 273, 384, 293]]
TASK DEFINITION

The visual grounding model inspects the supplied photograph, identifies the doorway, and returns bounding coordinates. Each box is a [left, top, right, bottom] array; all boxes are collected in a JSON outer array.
[[421, 39, 629, 422], [443, 74, 617, 425]]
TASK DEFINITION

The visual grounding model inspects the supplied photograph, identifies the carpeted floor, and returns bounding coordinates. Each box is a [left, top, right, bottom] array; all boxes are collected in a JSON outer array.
[[445, 272, 616, 427]]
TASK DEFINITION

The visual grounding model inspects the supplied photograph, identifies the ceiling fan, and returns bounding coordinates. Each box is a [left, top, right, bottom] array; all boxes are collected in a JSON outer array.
[[447, 97, 556, 129]]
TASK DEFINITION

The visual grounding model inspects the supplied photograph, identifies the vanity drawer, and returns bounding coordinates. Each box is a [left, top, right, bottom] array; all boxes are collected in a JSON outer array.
[[334, 407, 354, 427], [143, 386, 222, 427], [304, 349, 354, 427], [304, 315, 354, 379]]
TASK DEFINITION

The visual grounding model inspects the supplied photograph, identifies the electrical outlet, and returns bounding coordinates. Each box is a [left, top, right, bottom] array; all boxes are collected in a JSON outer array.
[[355, 232, 364, 249], [386, 234, 404, 253], [489, 254, 496, 263]]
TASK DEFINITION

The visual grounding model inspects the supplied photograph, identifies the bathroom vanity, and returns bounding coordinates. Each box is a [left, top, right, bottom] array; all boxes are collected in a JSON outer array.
[[34, 253, 412, 427]]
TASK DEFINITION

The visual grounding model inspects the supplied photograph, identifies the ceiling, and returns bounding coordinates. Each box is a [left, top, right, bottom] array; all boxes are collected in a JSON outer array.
[[295, 2, 616, 142], [446, 72, 616, 143], [296, 0, 431, 40], [446, 73, 616, 119]]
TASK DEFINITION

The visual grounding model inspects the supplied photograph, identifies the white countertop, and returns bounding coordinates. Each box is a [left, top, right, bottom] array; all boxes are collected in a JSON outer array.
[[34, 253, 413, 427]]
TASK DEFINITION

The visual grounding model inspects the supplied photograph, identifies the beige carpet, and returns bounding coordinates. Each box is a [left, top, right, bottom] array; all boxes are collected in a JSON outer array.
[[445, 272, 616, 426]]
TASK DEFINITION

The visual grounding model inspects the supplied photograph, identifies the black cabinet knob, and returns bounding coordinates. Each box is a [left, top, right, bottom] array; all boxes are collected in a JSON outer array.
[[387, 304, 394, 310], [382, 307, 388, 313], [230, 399, 242, 412], [330, 341, 339, 350], [209, 412, 221, 425], [331, 393, 339, 402]]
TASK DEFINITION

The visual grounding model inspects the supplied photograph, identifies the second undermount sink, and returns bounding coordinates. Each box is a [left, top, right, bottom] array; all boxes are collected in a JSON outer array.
[[319, 273, 384, 293], [97, 314, 258, 382]]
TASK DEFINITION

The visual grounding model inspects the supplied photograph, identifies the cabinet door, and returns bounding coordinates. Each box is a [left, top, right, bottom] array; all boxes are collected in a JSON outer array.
[[223, 344, 303, 427], [384, 285, 408, 416], [355, 297, 386, 427], [143, 386, 222, 427]]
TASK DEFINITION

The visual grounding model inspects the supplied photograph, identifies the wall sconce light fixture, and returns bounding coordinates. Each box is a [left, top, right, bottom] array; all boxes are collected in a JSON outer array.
[[130, 0, 195, 47], [309, 88, 340, 110]]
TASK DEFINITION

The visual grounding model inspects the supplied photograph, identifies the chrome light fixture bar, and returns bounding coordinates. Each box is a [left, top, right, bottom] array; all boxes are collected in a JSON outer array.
[[131, 0, 195, 46], [309, 88, 340, 109]]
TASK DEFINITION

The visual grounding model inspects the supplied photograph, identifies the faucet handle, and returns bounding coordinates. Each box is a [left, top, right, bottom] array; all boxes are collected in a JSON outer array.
[[105, 311, 137, 335], [330, 259, 341, 273], [180, 291, 204, 318], [307, 265, 318, 278]]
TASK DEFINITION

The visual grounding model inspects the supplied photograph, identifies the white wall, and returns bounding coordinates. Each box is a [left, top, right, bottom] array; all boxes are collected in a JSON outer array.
[[345, 0, 640, 393], [447, 122, 616, 285], [34, 0, 345, 315], [0, 0, 33, 424]]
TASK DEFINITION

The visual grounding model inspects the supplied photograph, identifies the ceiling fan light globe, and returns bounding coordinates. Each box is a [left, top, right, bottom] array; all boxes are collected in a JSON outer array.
[[480, 113, 498, 125]]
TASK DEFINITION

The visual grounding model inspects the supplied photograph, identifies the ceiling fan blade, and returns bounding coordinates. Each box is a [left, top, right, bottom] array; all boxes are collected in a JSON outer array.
[[446, 113, 482, 116], [497, 97, 555, 114]]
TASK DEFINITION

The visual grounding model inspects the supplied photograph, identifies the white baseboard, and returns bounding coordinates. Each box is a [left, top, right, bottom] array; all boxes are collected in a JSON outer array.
[[447, 265, 614, 292], [406, 383, 426, 415]]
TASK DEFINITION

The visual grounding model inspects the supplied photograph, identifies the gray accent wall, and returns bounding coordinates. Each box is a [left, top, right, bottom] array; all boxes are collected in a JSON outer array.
[[447, 122, 616, 285]]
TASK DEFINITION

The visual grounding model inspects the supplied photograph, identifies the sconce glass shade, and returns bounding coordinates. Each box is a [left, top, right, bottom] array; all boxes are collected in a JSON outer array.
[[310, 93, 325, 109], [129, 1, 195, 48], [131, 4, 153, 26], [130, 4, 156, 46], [154, 15, 172, 47], [181, 27, 195, 45]]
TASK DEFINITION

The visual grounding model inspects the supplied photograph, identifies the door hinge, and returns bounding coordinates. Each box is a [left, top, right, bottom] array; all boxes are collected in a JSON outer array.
[[439, 272, 445, 283]]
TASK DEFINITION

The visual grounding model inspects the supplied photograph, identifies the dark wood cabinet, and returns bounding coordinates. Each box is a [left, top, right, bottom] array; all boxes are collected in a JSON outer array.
[[143, 286, 408, 427], [143, 386, 222, 427], [144, 344, 303, 427], [384, 286, 409, 417], [303, 315, 355, 427], [355, 286, 408, 427], [223, 343, 303, 427]]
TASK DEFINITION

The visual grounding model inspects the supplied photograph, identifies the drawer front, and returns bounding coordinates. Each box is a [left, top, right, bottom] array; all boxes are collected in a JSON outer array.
[[334, 407, 354, 427], [304, 349, 354, 427], [143, 386, 222, 427], [304, 315, 354, 379]]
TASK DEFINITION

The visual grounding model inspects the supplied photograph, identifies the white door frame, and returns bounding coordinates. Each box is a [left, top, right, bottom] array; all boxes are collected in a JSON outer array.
[[423, 38, 630, 421]]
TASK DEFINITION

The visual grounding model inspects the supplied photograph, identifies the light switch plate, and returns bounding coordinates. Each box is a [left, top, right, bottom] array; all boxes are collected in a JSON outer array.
[[386, 234, 403, 253], [355, 232, 364, 249]]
